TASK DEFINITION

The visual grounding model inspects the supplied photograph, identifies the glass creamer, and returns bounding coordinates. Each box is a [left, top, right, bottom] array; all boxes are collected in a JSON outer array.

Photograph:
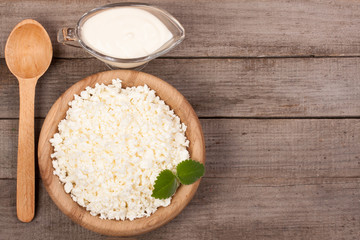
[[58, 3, 185, 69]]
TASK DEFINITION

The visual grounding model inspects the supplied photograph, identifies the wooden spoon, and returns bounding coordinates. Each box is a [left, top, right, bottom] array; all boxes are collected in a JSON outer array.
[[5, 19, 52, 222]]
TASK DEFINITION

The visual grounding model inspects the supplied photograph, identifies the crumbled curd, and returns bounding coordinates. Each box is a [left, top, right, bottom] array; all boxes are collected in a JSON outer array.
[[50, 79, 189, 220]]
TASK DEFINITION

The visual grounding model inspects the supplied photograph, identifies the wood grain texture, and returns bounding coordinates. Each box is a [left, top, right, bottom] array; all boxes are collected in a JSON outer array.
[[2, 0, 360, 58], [2, 118, 359, 238], [1, 0, 360, 238], [5, 19, 53, 223], [37, 70, 205, 236], [15, 80, 36, 223], [2, 57, 360, 118], [0, 178, 359, 240], [2, 119, 360, 180]]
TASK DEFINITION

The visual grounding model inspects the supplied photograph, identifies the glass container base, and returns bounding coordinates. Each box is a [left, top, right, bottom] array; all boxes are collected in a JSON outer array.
[[105, 62, 149, 71]]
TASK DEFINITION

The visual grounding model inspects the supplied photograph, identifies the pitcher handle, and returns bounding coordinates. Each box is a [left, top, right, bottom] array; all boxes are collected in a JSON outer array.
[[57, 27, 81, 48]]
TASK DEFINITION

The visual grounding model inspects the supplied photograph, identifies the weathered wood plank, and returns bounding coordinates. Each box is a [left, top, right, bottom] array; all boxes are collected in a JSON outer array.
[[1, 0, 360, 58], [0, 178, 359, 239], [2, 57, 360, 118], [1, 119, 360, 179], [204, 119, 360, 179]]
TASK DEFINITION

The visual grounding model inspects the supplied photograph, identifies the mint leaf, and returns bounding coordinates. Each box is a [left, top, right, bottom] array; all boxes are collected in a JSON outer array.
[[152, 169, 178, 199], [176, 159, 205, 185]]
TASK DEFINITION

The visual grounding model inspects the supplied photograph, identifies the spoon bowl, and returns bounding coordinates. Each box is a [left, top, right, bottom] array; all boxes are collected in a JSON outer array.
[[5, 20, 52, 79], [5, 19, 52, 223]]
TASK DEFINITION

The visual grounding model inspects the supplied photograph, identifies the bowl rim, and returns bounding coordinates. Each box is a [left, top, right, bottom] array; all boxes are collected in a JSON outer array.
[[38, 70, 205, 236]]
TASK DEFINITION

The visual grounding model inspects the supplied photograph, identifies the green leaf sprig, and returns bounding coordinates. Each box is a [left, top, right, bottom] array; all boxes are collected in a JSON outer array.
[[151, 159, 205, 199]]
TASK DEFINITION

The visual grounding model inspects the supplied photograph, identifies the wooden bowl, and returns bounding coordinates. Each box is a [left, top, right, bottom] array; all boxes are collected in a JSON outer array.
[[38, 70, 205, 236]]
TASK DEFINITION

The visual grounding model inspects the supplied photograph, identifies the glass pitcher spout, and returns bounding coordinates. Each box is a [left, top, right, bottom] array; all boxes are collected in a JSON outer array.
[[57, 28, 81, 48]]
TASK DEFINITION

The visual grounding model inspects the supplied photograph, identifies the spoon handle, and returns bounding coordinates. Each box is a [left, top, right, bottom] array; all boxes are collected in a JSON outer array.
[[17, 78, 37, 222]]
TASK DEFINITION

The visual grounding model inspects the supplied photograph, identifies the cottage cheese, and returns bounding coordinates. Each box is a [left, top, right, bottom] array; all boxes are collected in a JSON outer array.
[[50, 79, 189, 220]]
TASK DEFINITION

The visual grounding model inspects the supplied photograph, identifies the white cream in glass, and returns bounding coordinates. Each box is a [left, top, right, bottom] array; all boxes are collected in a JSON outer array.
[[58, 3, 185, 69]]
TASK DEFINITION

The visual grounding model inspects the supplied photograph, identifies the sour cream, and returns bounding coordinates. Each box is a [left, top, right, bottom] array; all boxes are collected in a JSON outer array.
[[81, 7, 173, 59]]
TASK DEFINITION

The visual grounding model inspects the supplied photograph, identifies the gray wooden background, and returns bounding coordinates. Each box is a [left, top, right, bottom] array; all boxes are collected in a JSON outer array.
[[1, 0, 359, 239]]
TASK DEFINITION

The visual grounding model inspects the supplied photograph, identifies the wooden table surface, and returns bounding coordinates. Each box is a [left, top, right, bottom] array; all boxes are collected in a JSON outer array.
[[1, 1, 360, 239]]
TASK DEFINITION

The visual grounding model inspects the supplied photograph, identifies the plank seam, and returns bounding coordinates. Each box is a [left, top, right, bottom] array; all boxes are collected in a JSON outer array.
[[4, 116, 360, 120], [3, 55, 360, 60], [198, 116, 360, 119], [1, 176, 359, 180]]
